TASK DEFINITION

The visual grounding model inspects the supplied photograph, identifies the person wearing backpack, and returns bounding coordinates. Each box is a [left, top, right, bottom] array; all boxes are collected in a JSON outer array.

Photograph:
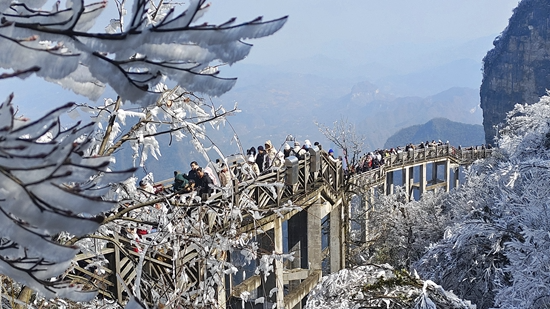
[[172, 172, 189, 193]]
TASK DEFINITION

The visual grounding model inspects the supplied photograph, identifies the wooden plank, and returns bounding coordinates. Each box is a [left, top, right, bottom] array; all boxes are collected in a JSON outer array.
[[239, 189, 322, 233], [74, 248, 115, 261], [126, 249, 173, 268], [231, 275, 261, 297], [283, 270, 322, 309], [67, 267, 114, 287], [120, 258, 134, 279], [124, 268, 137, 284], [150, 263, 175, 290], [283, 268, 310, 283], [114, 235, 123, 303], [179, 250, 199, 265]]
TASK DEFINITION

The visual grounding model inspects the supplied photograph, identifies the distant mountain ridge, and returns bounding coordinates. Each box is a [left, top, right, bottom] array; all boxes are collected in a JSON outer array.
[[216, 68, 483, 150], [341, 86, 483, 149], [6, 34, 497, 153], [384, 118, 485, 149]]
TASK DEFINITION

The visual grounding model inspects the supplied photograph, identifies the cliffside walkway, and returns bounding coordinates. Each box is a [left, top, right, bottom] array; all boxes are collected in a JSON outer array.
[[70, 144, 492, 308]]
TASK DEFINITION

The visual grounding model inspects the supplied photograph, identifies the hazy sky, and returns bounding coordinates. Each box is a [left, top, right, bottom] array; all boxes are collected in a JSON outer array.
[[2, 0, 520, 118], [204, 0, 519, 66]]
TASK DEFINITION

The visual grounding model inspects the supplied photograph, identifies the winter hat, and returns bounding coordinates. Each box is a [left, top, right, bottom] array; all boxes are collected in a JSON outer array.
[[294, 141, 301, 147], [328, 149, 334, 154], [258, 145, 264, 151], [304, 139, 311, 147], [284, 143, 291, 150]]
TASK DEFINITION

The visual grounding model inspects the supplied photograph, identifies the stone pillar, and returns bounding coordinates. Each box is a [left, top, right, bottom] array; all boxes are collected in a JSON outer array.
[[386, 171, 394, 195], [359, 195, 368, 243], [454, 166, 460, 188], [409, 166, 414, 201], [370, 187, 376, 209], [402, 167, 410, 201], [432, 162, 438, 185], [330, 204, 343, 272], [307, 203, 322, 271], [445, 159, 450, 192], [403, 166, 414, 201], [419, 163, 426, 198]]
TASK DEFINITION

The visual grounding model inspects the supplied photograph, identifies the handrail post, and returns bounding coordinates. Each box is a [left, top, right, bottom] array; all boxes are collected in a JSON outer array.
[[113, 233, 123, 304], [335, 161, 340, 192], [304, 156, 310, 194], [232, 178, 240, 208], [277, 169, 282, 207]]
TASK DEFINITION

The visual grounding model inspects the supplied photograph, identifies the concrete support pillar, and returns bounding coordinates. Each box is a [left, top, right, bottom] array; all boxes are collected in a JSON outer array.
[[370, 187, 376, 208], [454, 166, 460, 188], [402, 167, 410, 201], [419, 163, 426, 198], [330, 204, 343, 272], [386, 171, 394, 195], [273, 217, 284, 308], [403, 166, 414, 201], [408, 167, 414, 201], [432, 162, 438, 185], [445, 159, 450, 192], [307, 203, 322, 271], [383, 174, 387, 196], [360, 196, 368, 243]]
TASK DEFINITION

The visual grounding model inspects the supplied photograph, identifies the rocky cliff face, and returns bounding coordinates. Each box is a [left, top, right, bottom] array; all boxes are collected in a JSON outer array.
[[481, 0, 550, 145]]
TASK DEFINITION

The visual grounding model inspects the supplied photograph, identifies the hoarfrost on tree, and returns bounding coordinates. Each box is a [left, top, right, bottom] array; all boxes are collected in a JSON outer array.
[[0, 0, 288, 306], [413, 94, 550, 309], [304, 264, 475, 309], [0, 0, 288, 106], [0, 95, 134, 300]]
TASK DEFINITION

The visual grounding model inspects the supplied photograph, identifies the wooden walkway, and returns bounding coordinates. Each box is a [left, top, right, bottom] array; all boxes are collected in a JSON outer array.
[[69, 144, 492, 308]]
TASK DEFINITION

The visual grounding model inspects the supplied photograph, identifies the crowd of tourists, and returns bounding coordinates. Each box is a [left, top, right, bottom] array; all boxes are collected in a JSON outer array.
[[350, 140, 493, 175], [128, 138, 493, 252], [136, 137, 492, 204], [136, 139, 338, 201], [241, 139, 340, 180]]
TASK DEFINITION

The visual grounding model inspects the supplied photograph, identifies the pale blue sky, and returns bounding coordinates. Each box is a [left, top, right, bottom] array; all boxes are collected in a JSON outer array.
[[3, 0, 520, 118], [204, 0, 519, 65]]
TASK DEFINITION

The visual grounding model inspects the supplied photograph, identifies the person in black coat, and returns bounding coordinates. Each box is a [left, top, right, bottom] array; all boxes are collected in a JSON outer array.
[[187, 161, 200, 182], [256, 146, 265, 173], [196, 167, 214, 198]]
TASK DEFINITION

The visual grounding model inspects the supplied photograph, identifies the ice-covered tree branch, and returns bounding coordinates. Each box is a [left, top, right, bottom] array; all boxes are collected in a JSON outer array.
[[316, 117, 365, 174], [0, 0, 288, 106], [0, 95, 135, 301]]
